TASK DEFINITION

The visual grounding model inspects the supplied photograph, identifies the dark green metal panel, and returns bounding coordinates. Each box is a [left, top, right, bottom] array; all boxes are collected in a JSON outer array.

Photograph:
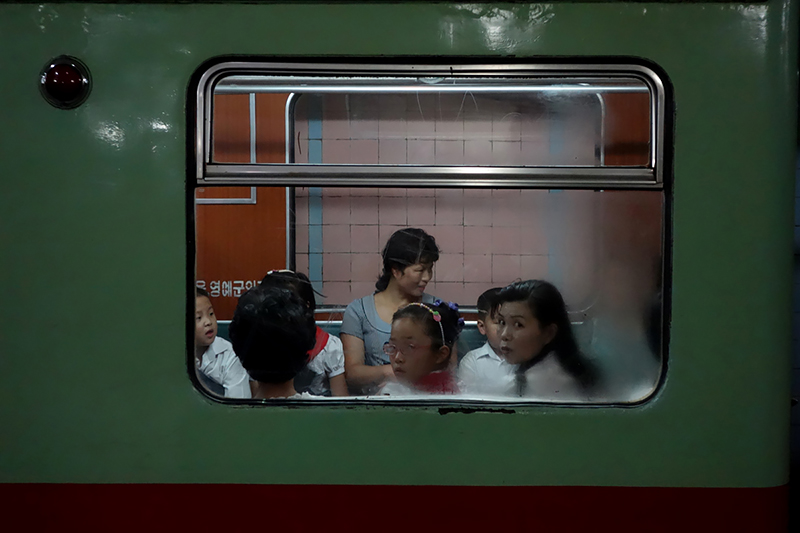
[[0, 1, 796, 487]]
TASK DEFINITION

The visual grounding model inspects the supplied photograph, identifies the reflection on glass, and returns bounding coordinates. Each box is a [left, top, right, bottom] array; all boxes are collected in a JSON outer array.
[[195, 186, 664, 403]]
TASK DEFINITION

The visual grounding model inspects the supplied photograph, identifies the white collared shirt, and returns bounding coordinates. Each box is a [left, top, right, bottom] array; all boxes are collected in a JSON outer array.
[[457, 341, 518, 397], [196, 336, 251, 399]]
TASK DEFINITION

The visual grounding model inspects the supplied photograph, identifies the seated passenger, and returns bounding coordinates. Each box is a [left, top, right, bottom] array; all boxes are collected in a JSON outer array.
[[380, 300, 464, 396], [341, 227, 440, 395], [195, 288, 251, 398], [229, 285, 317, 399], [260, 270, 347, 397], [495, 280, 598, 401], [458, 287, 518, 396]]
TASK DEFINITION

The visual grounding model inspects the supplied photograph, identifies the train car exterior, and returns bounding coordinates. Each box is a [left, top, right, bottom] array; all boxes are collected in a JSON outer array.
[[0, 1, 797, 531]]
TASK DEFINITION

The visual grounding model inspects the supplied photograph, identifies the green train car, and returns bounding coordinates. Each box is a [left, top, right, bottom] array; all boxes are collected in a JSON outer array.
[[1, 1, 797, 531]]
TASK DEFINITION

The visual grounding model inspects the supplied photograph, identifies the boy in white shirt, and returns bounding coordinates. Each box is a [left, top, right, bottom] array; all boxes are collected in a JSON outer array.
[[195, 288, 251, 398], [458, 287, 518, 397]]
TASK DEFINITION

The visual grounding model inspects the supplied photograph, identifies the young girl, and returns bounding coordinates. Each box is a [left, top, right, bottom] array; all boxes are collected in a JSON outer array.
[[380, 300, 464, 396], [341, 228, 440, 395], [495, 280, 599, 401], [260, 270, 348, 397]]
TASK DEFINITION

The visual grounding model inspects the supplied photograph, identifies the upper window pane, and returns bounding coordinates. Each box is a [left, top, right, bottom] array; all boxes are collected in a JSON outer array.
[[210, 74, 652, 169]]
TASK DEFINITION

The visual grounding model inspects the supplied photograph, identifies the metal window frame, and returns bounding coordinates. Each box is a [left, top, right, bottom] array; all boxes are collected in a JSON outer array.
[[195, 61, 665, 189]]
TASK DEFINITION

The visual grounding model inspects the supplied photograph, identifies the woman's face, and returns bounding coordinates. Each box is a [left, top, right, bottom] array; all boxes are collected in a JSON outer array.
[[496, 301, 557, 365], [385, 317, 445, 385], [392, 262, 433, 298]]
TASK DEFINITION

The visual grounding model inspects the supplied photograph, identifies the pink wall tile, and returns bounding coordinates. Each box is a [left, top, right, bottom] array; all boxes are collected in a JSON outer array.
[[435, 193, 464, 226], [463, 104, 492, 140], [295, 224, 309, 254], [321, 187, 349, 197], [491, 226, 521, 255], [350, 187, 380, 197], [295, 187, 309, 198], [435, 282, 464, 304], [351, 139, 379, 164], [379, 139, 407, 165], [322, 96, 349, 140], [407, 140, 435, 165], [424, 282, 437, 297], [435, 140, 464, 165], [464, 226, 492, 255], [351, 253, 382, 280], [294, 195, 309, 223], [406, 196, 436, 226], [521, 140, 549, 166], [324, 253, 352, 281], [379, 196, 408, 225], [435, 101, 464, 137], [492, 255, 521, 285], [379, 95, 407, 138], [519, 224, 548, 256], [492, 190, 524, 227], [350, 196, 380, 224], [521, 114, 548, 143], [464, 282, 498, 306], [463, 139, 493, 166], [322, 195, 351, 225], [520, 254, 548, 280], [350, 95, 379, 139], [406, 94, 436, 137], [351, 225, 380, 253], [321, 282, 352, 305], [463, 254, 492, 283], [407, 188, 435, 197], [295, 253, 309, 276], [463, 190, 492, 226], [434, 225, 464, 254], [493, 110, 521, 141], [323, 139, 351, 164], [322, 225, 351, 253], [434, 253, 463, 283], [491, 141, 522, 166], [380, 188, 407, 197], [350, 281, 376, 300]]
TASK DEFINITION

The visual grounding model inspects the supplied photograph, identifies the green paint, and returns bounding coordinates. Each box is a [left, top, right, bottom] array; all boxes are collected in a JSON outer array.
[[0, 1, 796, 487]]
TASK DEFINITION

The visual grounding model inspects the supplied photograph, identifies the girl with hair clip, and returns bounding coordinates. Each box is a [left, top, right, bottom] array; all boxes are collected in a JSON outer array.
[[341, 228, 440, 395], [495, 280, 599, 401], [380, 300, 465, 396], [260, 270, 348, 397]]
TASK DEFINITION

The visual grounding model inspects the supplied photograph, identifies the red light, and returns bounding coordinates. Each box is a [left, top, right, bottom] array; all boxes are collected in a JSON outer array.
[[40, 56, 91, 109]]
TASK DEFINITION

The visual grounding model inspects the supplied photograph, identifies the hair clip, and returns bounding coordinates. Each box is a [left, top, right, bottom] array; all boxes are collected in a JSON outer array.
[[447, 301, 459, 311], [457, 317, 465, 327]]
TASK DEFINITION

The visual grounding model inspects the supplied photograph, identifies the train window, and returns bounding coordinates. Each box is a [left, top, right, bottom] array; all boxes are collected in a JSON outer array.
[[191, 62, 668, 405]]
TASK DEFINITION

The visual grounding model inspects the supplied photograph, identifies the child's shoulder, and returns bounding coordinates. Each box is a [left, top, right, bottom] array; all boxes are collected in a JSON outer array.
[[212, 335, 233, 352]]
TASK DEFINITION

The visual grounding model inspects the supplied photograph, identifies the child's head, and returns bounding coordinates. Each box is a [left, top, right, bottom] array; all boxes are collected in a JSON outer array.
[[384, 300, 464, 385], [229, 285, 316, 384], [495, 280, 576, 366], [476, 287, 502, 354], [195, 287, 217, 354], [260, 269, 316, 320], [376, 228, 440, 293]]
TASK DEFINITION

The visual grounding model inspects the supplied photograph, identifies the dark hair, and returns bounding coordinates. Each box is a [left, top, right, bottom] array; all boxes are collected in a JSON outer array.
[[376, 228, 440, 292], [229, 285, 316, 384], [260, 270, 316, 313], [476, 287, 502, 321], [196, 287, 210, 299], [392, 299, 464, 350], [497, 280, 597, 389]]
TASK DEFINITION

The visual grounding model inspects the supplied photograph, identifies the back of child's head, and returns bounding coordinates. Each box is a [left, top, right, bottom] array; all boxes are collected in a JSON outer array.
[[392, 299, 464, 350], [260, 270, 316, 313], [497, 279, 595, 386], [376, 228, 440, 291], [229, 285, 316, 384], [476, 287, 502, 322]]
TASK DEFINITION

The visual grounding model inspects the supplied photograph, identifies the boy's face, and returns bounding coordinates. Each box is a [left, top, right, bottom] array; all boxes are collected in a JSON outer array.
[[195, 296, 218, 351], [477, 312, 502, 355]]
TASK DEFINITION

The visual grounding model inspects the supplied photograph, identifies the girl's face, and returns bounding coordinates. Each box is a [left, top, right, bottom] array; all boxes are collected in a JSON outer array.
[[385, 317, 447, 385], [195, 296, 218, 352], [392, 262, 433, 298], [497, 301, 557, 365]]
